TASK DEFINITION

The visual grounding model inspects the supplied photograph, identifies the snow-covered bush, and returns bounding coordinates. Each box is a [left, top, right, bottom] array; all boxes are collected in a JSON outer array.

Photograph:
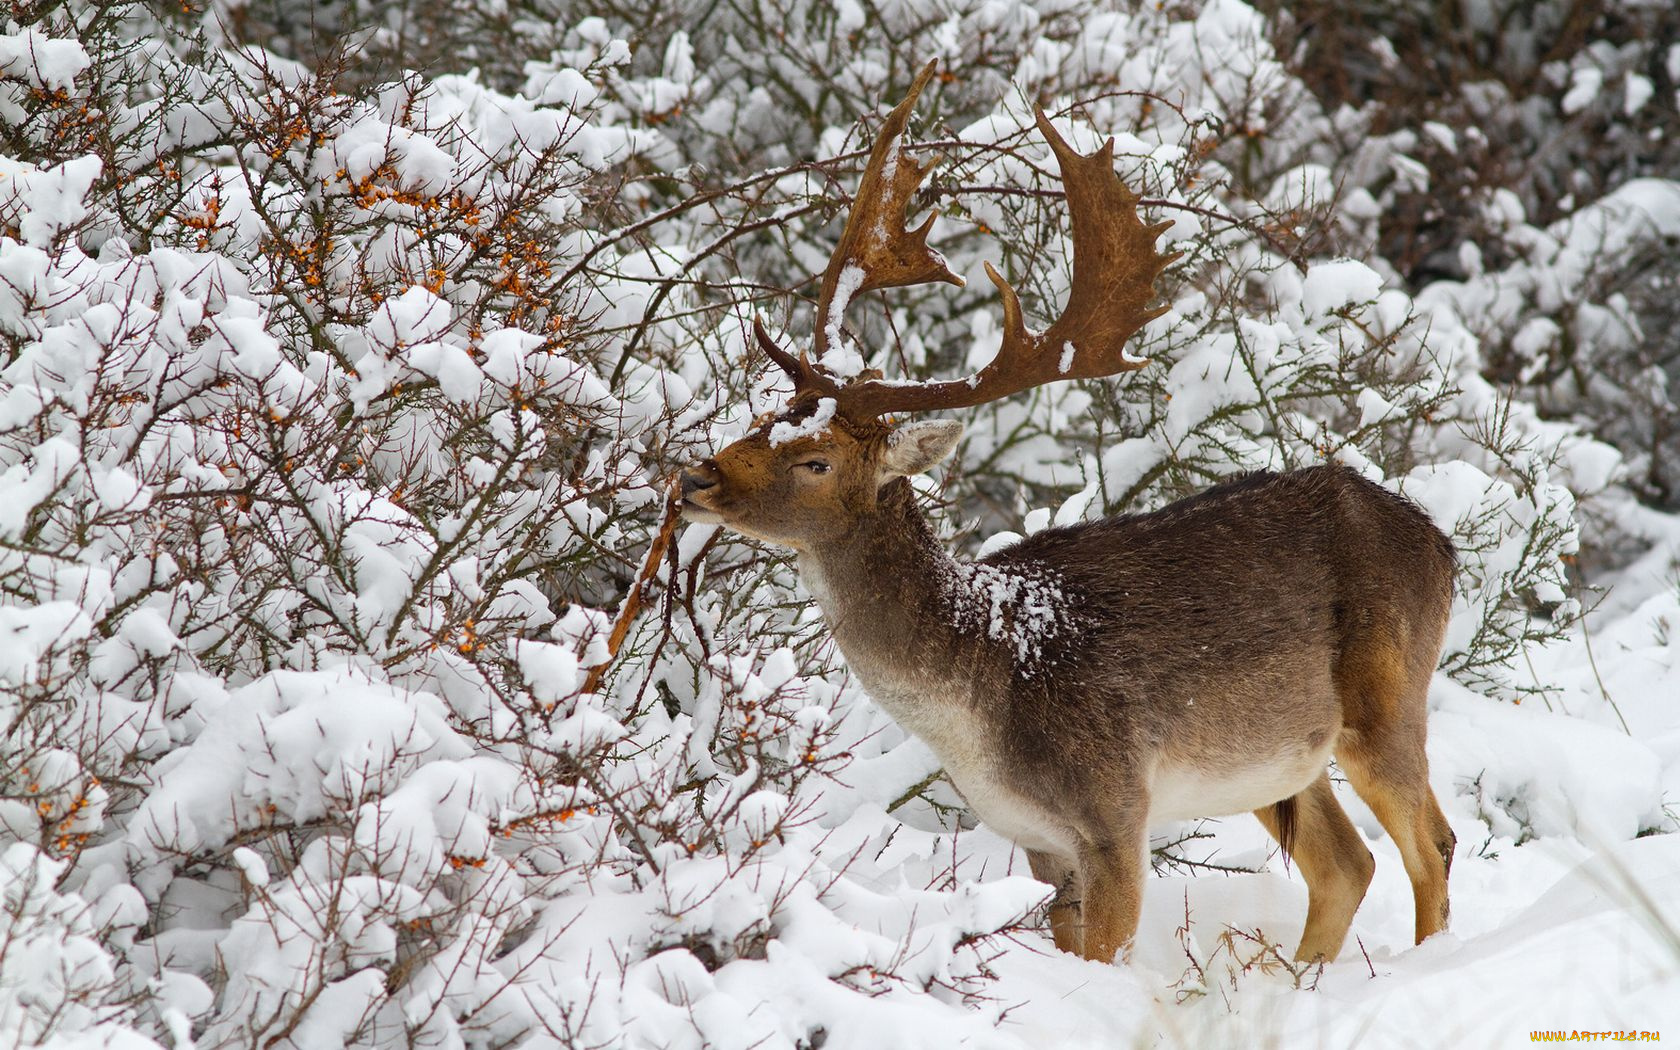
[[1, 4, 1044, 1046], [2, 0, 1671, 1046], [1251, 0, 1680, 512], [0, 844, 158, 1049]]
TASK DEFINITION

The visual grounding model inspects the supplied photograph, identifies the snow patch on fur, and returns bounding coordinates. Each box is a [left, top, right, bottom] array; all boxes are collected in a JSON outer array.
[[939, 560, 1073, 673]]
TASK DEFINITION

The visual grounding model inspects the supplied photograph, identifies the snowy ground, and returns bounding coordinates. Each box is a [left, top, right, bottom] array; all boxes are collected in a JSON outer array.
[[983, 794, 1680, 1048]]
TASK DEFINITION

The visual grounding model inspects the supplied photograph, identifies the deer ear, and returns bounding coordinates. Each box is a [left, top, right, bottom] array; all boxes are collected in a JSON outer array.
[[881, 420, 964, 477]]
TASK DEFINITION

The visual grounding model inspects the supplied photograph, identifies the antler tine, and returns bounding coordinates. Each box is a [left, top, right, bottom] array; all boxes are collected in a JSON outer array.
[[808, 59, 965, 368], [833, 108, 1179, 421], [753, 317, 839, 400]]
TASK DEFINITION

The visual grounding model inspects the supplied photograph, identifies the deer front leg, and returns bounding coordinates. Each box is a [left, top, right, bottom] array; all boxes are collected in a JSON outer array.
[[1076, 825, 1148, 964], [1026, 850, 1082, 955]]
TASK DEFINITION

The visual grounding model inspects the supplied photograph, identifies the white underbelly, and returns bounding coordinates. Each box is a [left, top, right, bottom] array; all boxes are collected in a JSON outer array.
[[860, 683, 1080, 856], [949, 767, 1077, 856], [1147, 748, 1328, 824]]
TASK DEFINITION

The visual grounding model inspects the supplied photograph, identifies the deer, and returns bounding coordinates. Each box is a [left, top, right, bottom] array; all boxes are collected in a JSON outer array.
[[678, 61, 1458, 966]]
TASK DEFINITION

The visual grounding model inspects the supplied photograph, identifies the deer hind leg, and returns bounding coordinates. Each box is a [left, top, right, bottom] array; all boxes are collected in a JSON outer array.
[[1253, 772, 1375, 962], [1026, 850, 1082, 955], [1336, 625, 1456, 946], [1338, 729, 1455, 946]]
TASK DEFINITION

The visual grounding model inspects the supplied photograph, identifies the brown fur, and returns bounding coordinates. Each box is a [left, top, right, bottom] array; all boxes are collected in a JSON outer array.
[[682, 416, 1457, 963]]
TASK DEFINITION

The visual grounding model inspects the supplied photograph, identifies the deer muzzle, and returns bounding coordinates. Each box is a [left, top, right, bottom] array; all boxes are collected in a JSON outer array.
[[678, 461, 723, 519]]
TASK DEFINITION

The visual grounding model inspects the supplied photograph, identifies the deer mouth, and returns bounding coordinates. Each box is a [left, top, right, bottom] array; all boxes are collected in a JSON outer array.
[[678, 496, 724, 523]]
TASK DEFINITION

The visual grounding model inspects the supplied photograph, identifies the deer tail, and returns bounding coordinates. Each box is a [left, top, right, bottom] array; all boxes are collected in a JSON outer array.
[[1274, 795, 1299, 860]]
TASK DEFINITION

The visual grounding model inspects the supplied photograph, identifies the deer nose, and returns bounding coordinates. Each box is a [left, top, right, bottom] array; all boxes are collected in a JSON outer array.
[[680, 462, 720, 497]]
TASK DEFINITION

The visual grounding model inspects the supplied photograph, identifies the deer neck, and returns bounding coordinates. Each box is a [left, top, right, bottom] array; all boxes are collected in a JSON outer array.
[[795, 479, 1004, 724]]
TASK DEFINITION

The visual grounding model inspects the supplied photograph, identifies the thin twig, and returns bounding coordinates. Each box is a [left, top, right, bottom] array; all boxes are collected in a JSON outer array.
[[579, 491, 684, 696]]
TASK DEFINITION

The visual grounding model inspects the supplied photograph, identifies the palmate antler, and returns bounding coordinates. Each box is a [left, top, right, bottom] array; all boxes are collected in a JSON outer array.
[[755, 59, 1178, 425]]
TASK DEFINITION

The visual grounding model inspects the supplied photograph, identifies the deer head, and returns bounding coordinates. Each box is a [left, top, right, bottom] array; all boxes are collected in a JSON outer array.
[[680, 61, 1178, 549]]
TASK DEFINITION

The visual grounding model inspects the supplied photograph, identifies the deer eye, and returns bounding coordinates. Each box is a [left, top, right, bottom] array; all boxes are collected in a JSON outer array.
[[796, 460, 831, 475]]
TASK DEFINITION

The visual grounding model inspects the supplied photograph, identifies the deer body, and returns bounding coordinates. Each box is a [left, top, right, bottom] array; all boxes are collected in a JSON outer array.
[[772, 465, 1454, 962], [683, 61, 1457, 964]]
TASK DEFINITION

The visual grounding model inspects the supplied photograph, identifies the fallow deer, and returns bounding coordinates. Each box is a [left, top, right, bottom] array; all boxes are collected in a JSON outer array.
[[679, 62, 1458, 965]]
